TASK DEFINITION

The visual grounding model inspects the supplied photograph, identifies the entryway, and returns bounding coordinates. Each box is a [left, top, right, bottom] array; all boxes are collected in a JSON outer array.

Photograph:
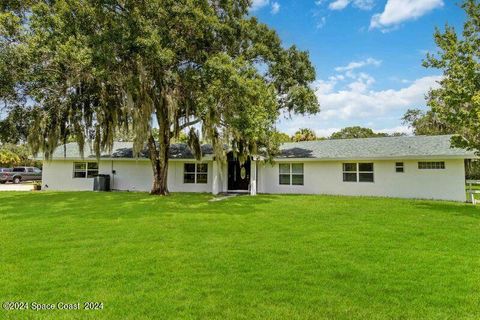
[[227, 153, 251, 192]]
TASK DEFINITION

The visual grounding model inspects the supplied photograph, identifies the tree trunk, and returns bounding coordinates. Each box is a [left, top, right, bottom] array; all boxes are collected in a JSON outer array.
[[148, 137, 170, 195], [148, 97, 171, 195]]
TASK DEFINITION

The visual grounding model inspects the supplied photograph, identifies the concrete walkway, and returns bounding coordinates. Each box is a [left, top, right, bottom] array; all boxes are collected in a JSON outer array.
[[0, 183, 34, 191]]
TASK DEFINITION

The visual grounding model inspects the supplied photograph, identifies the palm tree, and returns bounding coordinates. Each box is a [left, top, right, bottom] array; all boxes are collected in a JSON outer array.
[[293, 128, 317, 142]]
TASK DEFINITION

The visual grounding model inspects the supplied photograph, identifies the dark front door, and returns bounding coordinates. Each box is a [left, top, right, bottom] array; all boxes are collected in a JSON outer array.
[[228, 158, 251, 191]]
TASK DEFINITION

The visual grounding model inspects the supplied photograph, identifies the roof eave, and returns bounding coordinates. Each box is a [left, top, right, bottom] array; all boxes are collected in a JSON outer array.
[[273, 155, 477, 161], [40, 156, 215, 161]]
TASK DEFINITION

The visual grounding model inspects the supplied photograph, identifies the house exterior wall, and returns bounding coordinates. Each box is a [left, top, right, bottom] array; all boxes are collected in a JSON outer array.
[[257, 159, 466, 202], [42, 160, 99, 191], [42, 158, 467, 202], [42, 159, 213, 193]]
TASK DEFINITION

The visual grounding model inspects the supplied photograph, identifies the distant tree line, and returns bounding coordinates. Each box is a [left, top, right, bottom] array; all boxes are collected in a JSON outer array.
[[274, 126, 406, 143]]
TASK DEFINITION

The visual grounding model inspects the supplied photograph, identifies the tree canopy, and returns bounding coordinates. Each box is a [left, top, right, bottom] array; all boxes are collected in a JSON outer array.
[[293, 128, 317, 142], [329, 126, 389, 140], [0, 148, 20, 167], [401, 108, 455, 136], [0, 105, 34, 144], [423, 0, 480, 151], [273, 131, 292, 143], [0, 0, 319, 194]]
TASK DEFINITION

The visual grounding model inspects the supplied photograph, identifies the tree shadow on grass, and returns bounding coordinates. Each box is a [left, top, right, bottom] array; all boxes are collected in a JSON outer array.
[[0, 191, 276, 221]]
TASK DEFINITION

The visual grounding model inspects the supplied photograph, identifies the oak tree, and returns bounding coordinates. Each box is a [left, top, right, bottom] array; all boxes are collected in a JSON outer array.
[[424, 0, 480, 151], [0, 0, 319, 194]]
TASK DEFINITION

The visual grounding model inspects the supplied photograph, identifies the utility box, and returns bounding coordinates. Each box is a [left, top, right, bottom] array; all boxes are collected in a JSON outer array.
[[94, 174, 111, 191]]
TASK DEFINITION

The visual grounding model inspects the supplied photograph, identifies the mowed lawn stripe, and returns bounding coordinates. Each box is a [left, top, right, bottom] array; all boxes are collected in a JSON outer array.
[[1, 192, 479, 319]]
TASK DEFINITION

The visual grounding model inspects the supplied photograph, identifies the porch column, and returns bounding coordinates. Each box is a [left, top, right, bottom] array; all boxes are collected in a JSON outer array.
[[250, 159, 257, 196], [212, 161, 220, 195]]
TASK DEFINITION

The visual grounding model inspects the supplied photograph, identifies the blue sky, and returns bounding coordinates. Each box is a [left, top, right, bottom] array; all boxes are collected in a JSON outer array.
[[251, 0, 466, 137]]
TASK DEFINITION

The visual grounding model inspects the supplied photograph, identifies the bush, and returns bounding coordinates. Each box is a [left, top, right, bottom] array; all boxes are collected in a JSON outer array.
[[0, 144, 42, 168], [0, 149, 20, 167]]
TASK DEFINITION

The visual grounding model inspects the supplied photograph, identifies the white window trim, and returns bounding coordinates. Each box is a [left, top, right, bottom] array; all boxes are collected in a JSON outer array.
[[342, 163, 357, 183], [343, 163, 374, 183], [279, 163, 304, 186], [183, 163, 208, 184], [73, 162, 98, 179]]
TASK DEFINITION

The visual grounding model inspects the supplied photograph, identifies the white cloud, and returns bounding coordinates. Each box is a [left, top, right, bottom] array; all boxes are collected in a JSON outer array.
[[370, 0, 444, 31], [335, 58, 382, 72], [346, 72, 375, 93], [278, 74, 441, 135], [328, 0, 375, 11], [271, 1, 280, 14], [250, 0, 281, 14], [376, 125, 412, 135], [329, 0, 350, 10], [354, 0, 375, 10], [316, 16, 327, 29], [250, 0, 270, 11], [316, 75, 441, 121], [251, 0, 270, 11]]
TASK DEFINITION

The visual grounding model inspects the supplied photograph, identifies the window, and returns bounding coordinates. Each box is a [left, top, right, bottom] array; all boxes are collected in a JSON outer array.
[[184, 163, 208, 184], [418, 161, 445, 170], [359, 163, 374, 182], [279, 163, 304, 185], [73, 162, 98, 178], [13, 167, 25, 172], [395, 162, 404, 173], [342, 163, 357, 182], [343, 163, 374, 183]]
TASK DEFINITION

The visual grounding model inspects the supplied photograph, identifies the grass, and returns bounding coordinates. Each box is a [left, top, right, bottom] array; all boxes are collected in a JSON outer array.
[[466, 184, 480, 201], [1, 192, 479, 319]]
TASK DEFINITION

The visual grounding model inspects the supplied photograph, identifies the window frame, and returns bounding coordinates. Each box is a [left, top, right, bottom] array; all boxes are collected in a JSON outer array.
[[358, 163, 374, 182], [73, 162, 98, 179], [342, 162, 374, 183], [183, 163, 208, 184], [395, 162, 404, 173], [342, 163, 357, 183], [279, 163, 304, 186], [418, 161, 445, 170]]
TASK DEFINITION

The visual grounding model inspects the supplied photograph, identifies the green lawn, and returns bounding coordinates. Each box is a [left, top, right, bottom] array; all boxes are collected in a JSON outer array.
[[1, 192, 479, 319], [466, 184, 480, 201]]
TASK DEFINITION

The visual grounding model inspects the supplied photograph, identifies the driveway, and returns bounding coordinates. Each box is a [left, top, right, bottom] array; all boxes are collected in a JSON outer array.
[[0, 183, 34, 191]]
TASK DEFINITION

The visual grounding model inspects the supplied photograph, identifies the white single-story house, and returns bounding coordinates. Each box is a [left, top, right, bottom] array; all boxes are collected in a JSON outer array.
[[40, 135, 476, 202]]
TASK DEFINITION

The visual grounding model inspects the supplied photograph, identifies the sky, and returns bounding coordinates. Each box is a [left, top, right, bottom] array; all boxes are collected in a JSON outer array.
[[250, 0, 466, 137]]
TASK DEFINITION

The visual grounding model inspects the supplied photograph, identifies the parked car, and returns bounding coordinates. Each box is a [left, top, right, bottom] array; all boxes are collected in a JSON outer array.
[[0, 168, 12, 184], [0, 167, 42, 184]]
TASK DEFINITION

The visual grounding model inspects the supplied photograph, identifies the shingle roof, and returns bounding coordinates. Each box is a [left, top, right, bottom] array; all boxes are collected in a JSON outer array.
[[45, 135, 475, 160], [47, 142, 214, 159], [278, 135, 476, 160]]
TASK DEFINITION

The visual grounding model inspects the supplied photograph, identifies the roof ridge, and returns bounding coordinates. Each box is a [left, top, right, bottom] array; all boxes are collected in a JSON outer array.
[[281, 134, 455, 145]]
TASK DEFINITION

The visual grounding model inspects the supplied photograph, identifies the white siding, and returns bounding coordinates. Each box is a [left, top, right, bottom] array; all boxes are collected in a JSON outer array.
[[99, 160, 152, 192], [43, 159, 212, 193], [167, 161, 213, 193], [257, 159, 466, 202], [42, 160, 97, 191], [43, 158, 467, 202]]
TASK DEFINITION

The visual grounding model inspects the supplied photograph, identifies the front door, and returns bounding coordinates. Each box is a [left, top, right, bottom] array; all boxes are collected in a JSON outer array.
[[228, 157, 251, 191]]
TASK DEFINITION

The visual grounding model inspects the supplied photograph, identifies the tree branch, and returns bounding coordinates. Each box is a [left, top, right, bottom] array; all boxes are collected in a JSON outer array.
[[179, 118, 201, 131]]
